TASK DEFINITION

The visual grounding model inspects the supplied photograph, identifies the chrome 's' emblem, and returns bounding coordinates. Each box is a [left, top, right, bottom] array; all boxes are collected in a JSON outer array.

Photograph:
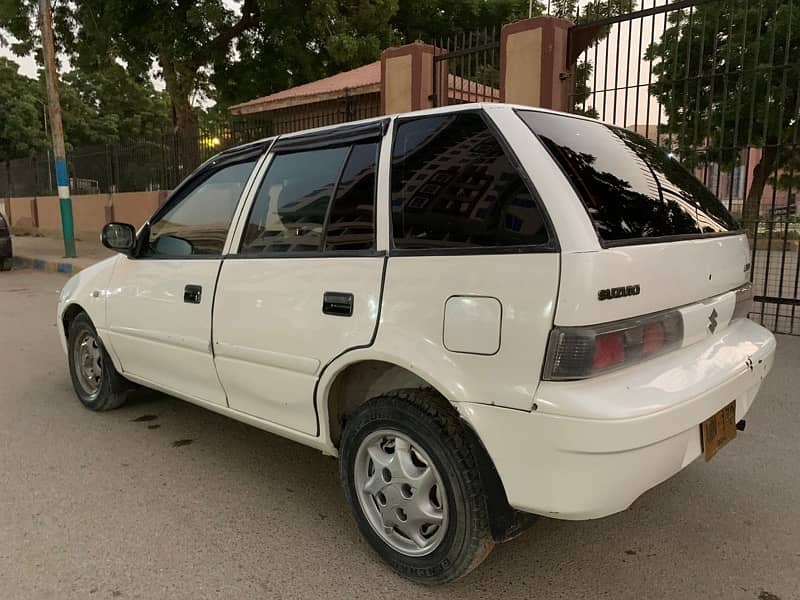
[[708, 308, 718, 334]]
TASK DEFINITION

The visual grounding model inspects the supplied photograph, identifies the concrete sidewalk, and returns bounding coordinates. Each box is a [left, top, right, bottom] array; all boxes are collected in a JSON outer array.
[[10, 235, 112, 274]]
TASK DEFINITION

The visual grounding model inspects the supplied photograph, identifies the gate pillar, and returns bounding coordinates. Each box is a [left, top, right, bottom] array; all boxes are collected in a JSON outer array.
[[500, 17, 572, 111], [381, 41, 436, 115]]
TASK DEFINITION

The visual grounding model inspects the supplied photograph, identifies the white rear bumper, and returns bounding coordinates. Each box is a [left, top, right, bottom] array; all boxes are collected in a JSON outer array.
[[460, 318, 776, 520]]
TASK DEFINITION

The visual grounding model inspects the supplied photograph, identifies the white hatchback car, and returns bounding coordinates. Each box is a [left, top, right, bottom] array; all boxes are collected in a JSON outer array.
[[59, 104, 776, 584]]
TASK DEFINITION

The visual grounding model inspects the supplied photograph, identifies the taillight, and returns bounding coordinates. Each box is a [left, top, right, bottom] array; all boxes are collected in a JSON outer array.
[[642, 321, 665, 355], [543, 309, 684, 380], [593, 332, 625, 369]]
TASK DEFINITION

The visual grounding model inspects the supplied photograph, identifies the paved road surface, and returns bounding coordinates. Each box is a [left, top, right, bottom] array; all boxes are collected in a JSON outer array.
[[1, 270, 798, 600]]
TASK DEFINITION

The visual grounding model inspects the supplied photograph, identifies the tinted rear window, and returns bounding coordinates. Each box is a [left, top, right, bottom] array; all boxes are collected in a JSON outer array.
[[518, 111, 738, 243]]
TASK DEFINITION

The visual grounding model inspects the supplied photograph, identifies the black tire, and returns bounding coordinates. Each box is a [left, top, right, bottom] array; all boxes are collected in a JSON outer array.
[[67, 312, 134, 411], [0, 257, 11, 271], [340, 388, 494, 585]]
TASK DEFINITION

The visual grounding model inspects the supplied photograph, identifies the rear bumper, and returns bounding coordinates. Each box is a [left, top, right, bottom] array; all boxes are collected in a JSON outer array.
[[461, 318, 776, 520]]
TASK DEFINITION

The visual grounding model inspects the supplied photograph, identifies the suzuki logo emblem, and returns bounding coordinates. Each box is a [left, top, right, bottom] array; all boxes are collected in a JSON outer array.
[[708, 308, 718, 334]]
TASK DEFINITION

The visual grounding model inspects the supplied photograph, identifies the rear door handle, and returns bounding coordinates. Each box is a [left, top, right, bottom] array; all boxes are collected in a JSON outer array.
[[184, 284, 202, 304], [322, 291, 354, 317]]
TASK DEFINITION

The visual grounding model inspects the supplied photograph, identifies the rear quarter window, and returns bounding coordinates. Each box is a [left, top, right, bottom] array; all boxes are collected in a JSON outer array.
[[390, 111, 551, 252], [518, 110, 739, 244]]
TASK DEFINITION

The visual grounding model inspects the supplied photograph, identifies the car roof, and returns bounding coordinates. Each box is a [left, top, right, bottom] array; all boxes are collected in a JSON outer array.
[[214, 102, 608, 160]]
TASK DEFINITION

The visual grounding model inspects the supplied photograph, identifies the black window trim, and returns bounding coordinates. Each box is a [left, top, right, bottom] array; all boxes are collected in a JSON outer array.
[[387, 108, 560, 258], [132, 139, 272, 261], [513, 108, 744, 249], [271, 118, 389, 154], [234, 129, 384, 259]]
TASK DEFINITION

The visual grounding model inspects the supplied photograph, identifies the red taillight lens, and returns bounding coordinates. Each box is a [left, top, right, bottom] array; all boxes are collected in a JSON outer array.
[[593, 332, 625, 368], [642, 321, 665, 355], [543, 309, 684, 380]]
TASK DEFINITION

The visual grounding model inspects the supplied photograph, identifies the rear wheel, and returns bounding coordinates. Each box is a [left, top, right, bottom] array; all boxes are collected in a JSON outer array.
[[340, 389, 494, 585], [0, 257, 11, 271], [67, 312, 134, 411]]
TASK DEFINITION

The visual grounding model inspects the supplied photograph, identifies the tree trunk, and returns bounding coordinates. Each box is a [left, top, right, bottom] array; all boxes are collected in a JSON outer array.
[[172, 97, 200, 177], [160, 53, 201, 178], [741, 145, 778, 225]]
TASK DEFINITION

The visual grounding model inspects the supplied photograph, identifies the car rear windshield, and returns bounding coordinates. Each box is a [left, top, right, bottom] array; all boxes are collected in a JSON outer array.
[[518, 110, 739, 244]]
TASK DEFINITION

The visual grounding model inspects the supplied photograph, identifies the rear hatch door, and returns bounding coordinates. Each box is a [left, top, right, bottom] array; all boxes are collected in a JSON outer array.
[[518, 110, 749, 340]]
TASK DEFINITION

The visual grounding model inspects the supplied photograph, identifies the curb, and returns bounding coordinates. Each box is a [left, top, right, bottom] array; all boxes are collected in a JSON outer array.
[[12, 255, 83, 275]]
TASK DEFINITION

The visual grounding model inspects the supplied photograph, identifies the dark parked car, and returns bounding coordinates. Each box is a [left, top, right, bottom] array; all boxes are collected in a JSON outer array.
[[0, 212, 12, 271]]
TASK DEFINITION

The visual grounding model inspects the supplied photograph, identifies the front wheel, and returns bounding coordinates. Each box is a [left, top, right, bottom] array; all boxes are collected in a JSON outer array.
[[67, 312, 134, 411], [339, 389, 494, 585]]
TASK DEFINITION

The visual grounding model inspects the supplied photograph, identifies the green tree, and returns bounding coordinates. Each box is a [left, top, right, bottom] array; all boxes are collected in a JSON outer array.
[[62, 66, 172, 144], [1, 0, 399, 169], [391, 0, 534, 43], [0, 57, 47, 160], [646, 0, 800, 221], [211, 0, 398, 109]]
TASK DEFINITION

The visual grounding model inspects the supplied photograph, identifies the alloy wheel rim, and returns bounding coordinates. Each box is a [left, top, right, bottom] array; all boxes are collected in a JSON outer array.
[[354, 429, 448, 557], [73, 331, 103, 399]]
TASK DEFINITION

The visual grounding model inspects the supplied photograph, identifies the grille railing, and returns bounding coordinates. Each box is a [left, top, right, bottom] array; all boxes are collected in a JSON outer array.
[[567, 0, 800, 334]]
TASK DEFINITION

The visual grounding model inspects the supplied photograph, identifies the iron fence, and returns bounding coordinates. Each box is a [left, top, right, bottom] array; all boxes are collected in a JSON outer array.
[[266, 92, 381, 135], [0, 119, 274, 198], [1, 91, 381, 199], [567, 0, 800, 334], [432, 28, 502, 107]]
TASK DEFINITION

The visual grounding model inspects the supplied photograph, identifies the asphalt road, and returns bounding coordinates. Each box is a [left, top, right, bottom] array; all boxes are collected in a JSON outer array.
[[1, 269, 799, 600]]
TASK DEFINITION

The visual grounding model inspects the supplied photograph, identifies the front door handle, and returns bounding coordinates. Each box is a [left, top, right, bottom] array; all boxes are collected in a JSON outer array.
[[184, 284, 202, 304], [322, 291, 354, 317]]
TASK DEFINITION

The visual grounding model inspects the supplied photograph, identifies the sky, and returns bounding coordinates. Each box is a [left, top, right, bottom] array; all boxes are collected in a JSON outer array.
[[0, 42, 37, 78]]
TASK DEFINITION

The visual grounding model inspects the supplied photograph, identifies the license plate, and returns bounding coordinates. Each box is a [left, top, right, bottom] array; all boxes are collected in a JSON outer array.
[[701, 400, 737, 461]]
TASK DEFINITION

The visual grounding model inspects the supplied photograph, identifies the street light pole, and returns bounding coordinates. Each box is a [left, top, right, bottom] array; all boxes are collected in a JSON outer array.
[[38, 0, 76, 258]]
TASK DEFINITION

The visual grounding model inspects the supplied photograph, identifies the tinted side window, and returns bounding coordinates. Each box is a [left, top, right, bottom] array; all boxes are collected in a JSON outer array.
[[518, 110, 738, 242], [391, 112, 549, 250], [241, 147, 349, 254], [144, 160, 256, 257], [324, 142, 378, 251]]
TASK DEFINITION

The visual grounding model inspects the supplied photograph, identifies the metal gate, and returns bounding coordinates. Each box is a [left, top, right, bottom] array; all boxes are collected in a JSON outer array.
[[567, 0, 800, 334], [431, 28, 502, 107]]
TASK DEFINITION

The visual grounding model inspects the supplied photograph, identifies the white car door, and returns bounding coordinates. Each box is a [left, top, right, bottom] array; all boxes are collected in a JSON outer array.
[[105, 148, 264, 405], [213, 122, 387, 434]]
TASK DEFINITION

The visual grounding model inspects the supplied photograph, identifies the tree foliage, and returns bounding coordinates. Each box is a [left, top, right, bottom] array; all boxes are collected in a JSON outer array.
[[1, 0, 639, 164], [391, 0, 534, 43], [0, 57, 47, 161], [646, 0, 800, 220], [212, 0, 398, 109], [0, 54, 170, 159]]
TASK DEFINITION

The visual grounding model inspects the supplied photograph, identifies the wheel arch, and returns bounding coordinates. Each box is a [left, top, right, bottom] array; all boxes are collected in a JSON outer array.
[[318, 356, 534, 543], [61, 302, 87, 339], [322, 359, 434, 449], [60, 301, 124, 373]]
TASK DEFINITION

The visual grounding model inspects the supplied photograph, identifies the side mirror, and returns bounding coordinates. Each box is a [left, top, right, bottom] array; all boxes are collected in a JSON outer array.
[[101, 222, 136, 256]]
